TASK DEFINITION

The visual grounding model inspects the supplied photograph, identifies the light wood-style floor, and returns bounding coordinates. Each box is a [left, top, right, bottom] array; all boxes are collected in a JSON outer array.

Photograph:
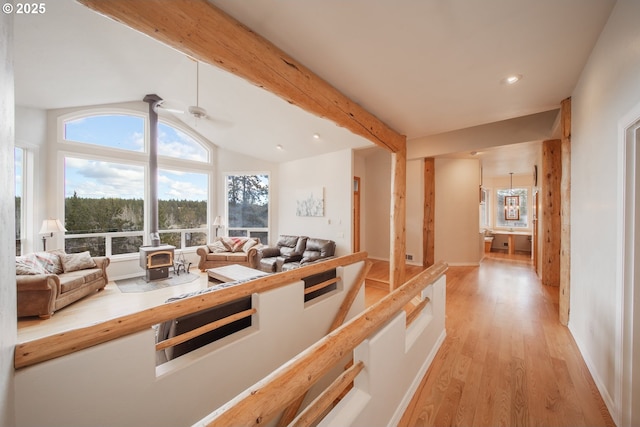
[[389, 253, 615, 427]]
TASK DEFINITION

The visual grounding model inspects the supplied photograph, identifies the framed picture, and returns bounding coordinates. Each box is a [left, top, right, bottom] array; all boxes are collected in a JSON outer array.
[[296, 187, 324, 217], [504, 195, 520, 220]]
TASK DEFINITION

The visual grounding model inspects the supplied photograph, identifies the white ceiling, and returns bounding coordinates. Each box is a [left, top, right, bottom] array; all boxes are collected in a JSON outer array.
[[13, 0, 615, 174]]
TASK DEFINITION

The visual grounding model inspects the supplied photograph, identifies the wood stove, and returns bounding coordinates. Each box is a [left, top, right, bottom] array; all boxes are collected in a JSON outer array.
[[140, 245, 175, 281]]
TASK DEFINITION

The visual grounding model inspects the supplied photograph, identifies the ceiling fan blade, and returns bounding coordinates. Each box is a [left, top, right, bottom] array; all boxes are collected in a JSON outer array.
[[155, 100, 185, 114]]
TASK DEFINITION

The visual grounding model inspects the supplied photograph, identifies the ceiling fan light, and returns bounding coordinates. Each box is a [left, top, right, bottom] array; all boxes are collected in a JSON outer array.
[[188, 105, 207, 119]]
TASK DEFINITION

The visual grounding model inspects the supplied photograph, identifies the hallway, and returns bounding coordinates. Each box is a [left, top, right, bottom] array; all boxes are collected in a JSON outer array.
[[377, 254, 615, 426]]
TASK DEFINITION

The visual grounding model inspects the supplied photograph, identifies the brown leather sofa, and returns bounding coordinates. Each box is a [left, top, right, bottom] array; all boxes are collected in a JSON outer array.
[[196, 236, 262, 271], [256, 235, 336, 273], [16, 250, 110, 318]]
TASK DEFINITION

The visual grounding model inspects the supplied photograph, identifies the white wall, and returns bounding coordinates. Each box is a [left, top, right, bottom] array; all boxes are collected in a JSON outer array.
[[362, 148, 391, 260], [277, 150, 353, 255], [434, 158, 481, 265], [569, 0, 640, 424], [362, 152, 482, 266], [406, 159, 424, 264], [0, 11, 15, 426], [353, 151, 367, 252]]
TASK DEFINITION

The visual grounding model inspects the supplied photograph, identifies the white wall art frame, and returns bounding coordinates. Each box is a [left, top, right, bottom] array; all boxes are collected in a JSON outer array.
[[296, 187, 324, 217]]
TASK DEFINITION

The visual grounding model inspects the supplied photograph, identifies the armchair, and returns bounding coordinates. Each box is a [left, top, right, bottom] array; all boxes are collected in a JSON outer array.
[[256, 235, 308, 273]]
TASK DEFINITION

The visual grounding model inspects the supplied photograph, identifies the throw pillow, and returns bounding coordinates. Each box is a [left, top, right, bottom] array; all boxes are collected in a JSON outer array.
[[207, 240, 229, 253], [16, 254, 48, 275], [61, 251, 97, 273], [222, 237, 249, 253], [34, 250, 65, 274], [242, 238, 257, 253]]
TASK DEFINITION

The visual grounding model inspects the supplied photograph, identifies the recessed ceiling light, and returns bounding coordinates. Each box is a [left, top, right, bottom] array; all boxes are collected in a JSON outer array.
[[503, 74, 523, 85], [470, 151, 479, 156], [276, 144, 283, 150], [313, 133, 321, 140]]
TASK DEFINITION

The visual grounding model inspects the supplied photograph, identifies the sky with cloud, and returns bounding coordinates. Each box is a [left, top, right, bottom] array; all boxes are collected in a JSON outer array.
[[63, 115, 208, 201]]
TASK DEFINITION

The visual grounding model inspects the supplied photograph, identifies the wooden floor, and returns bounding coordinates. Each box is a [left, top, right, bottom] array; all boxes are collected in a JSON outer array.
[[389, 253, 615, 427]]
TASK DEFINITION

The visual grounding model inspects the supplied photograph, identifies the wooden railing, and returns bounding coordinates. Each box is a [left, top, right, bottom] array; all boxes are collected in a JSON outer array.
[[14, 252, 368, 369], [197, 260, 448, 427]]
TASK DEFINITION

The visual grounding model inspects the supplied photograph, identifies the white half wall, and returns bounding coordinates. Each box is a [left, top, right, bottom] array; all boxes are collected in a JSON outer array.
[[277, 149, 353, 255], [15, 262, 366, 427]]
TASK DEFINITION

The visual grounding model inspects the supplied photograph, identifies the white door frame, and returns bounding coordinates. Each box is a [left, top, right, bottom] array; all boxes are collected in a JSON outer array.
[[617, 104, 640, 427]]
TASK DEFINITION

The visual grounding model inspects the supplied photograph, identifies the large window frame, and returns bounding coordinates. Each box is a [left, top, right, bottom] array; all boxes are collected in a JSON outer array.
[[58, 108, 213, 258], [224, 173, 270, 245]]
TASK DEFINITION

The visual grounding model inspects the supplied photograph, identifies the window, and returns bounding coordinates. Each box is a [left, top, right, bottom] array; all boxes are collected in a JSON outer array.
[[61, 112, 212, 257], [226, 174, 269, 244], [495, 187, 529, 228], [158, 122, 208, 162], [158, 169, 208, 249], [64, 157, 145, 256], [64, 114, 145, 152], [15, 147, 24, 256]]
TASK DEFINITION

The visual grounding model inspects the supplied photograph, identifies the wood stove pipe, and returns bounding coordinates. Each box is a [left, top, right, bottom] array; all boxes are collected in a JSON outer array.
[[143, 94, 161, 246]]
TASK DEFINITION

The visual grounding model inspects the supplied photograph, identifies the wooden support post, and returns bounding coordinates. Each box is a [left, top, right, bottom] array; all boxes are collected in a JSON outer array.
[[423, 158, 435, 267], [390, 143, 407, 290], [559, 97, 571, 324], [541, 139, 562, 286]]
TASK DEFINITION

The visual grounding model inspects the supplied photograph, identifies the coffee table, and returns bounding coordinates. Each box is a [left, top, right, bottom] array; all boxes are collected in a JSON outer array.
[[207, 264, 268, 283]]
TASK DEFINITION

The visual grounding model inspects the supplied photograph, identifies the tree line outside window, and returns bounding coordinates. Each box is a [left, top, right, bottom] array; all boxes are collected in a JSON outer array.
[[61, 113, 211, 257]]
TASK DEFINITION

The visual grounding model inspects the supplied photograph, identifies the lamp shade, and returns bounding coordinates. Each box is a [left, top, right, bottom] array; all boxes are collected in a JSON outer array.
[[39, 219, 67, 235], [212, 216, 223, 227]]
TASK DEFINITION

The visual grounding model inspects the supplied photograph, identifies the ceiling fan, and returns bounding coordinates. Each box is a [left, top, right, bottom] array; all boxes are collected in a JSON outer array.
[[152, 59, 207, 119], [153, 59, 233, 128], [187, 60, 208, 120]]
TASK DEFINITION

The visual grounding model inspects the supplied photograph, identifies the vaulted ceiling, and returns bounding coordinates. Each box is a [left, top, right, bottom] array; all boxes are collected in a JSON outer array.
[[14, 0, 615, 175]]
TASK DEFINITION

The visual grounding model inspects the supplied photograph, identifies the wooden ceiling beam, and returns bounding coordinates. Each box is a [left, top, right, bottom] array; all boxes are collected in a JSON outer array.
[[77, 0, 406, 153]]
